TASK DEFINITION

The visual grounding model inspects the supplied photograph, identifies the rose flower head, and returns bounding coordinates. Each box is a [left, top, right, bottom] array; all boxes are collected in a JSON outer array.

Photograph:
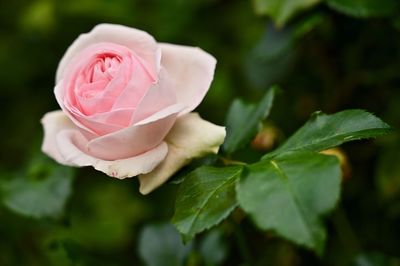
[[41, 24, 225, 194]]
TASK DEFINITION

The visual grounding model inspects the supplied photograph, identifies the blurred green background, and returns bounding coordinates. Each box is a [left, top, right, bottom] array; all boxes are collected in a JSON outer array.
[[1, 0, 400, 265]]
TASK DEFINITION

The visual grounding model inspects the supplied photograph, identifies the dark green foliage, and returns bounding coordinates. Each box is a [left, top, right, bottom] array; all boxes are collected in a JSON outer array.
[[326, 0, 400, 18], [173, 166, 242, 240], [237, 152, 341, 254], [138, 224, 192, 266], [223, 86, 278, 154], [0, 0, 399, 265], [0, 156, 75, 219], [253, 0, 321, 26], [264, 110, 391, 158]]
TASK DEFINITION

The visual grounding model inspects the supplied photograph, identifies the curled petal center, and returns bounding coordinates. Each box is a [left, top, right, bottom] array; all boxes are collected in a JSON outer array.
[[76, 54, 123, 99]]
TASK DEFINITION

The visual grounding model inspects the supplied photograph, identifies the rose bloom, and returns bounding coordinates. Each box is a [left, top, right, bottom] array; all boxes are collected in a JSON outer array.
[[41, 24, 225, 194]]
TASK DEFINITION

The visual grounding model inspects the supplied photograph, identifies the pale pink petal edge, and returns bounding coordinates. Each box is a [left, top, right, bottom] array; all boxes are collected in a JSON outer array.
[[159, 43, 217, 115], [56, 23, 160, 83], [41, 110, 168, 178]]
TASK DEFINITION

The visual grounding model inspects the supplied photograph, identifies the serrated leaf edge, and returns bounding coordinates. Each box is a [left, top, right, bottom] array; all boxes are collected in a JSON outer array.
[[173, 167, 243, 241]]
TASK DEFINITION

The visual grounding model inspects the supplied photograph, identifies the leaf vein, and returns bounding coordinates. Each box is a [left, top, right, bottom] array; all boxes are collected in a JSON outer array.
[[269, 160, 315, 244]]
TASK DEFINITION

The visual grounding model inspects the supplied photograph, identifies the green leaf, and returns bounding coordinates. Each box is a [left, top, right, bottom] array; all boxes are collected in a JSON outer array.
[[172, 166, 243, 241], [199, 229, 228, 266], [253, 0, 321, 26], [0, 158, 74, 219], [326, 0, 399, 18], [237, 151, 341, 254], [245, 25, 295, 90], [59, 180, 150, 250], [375, 139, 400, 199], [264, 110, 391, 159], [223, 86, 278, 155], [138, 223, 191, 266], [353, 252, 400, 266]]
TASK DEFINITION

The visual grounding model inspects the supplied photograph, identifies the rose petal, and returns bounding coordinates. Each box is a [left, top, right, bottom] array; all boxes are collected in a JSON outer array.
[[64, 43, 139, 116], [94, 143, 168, 179], [159, 43, 216, 115], [55, 82, 122, 136], [131, 68, 176, 124], [111, 54, 156, 111], [87, 104, 184, 160], [41, 110, 169, 178], [41, 110, 75, 165], [57, 24, 161, 82], [86, 107, 136, 128], [57, 130, 168, 178], [138, 112, 226, 195]]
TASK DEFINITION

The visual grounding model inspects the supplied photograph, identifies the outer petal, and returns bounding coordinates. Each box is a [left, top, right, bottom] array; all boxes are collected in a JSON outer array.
[[56, 24, 161, 82], [41, 110, 75, 164], [131, 68, 176, 124], [41, 110, 169, 178], [87, 104, 184, 160], [159, 44, 216, 115], [138, 113, 226, 195]]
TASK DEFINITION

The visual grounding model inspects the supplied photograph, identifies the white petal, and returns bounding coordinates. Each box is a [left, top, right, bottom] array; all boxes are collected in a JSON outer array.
[[138, 113, 226, 194], [93, 142, 168, 179], [41, 110, 169, 178], [41, 110, 76, 165], [159, 44, 216, 115]]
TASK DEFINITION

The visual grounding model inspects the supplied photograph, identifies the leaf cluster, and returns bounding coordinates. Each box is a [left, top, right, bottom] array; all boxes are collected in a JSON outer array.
[[172, 87, 391, 254]]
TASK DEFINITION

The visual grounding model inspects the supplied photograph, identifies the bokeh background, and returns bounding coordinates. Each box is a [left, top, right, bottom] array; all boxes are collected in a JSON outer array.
[[1, 0, 400, 265]]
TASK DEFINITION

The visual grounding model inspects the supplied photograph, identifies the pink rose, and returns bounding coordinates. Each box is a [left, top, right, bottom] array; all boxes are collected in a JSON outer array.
[[41, 24, 225, 194]]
